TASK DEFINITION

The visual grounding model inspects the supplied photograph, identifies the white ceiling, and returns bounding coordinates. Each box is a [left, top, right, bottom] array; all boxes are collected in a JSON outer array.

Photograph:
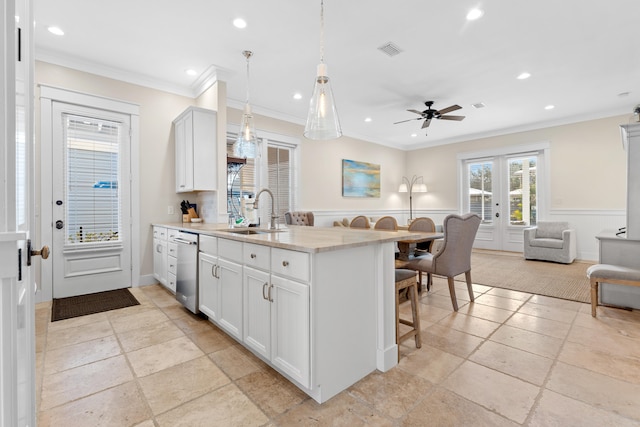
[[34, 0, 640, 150]]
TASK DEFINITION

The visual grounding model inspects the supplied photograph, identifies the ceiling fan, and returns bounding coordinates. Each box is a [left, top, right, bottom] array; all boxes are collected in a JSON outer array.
[[394, 101, 465, 132]]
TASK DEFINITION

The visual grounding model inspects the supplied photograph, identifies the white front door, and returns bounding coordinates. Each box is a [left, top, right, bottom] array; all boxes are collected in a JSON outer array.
[[1, 0, 39, 425], [50, 103, 132, 298], [463, 152, 542, 252]]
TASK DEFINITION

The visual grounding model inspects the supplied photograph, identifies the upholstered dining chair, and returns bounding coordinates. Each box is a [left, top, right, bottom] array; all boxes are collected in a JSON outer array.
[[408, 217, 437, 290], [407, 213, 481, 311], [284, 211, 315, 226], [350, 215, 370, 229], [374, 216, 398, 231]]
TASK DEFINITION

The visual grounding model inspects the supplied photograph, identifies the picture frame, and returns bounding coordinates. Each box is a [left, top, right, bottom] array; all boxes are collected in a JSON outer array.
[[342, 159, 380, 198]]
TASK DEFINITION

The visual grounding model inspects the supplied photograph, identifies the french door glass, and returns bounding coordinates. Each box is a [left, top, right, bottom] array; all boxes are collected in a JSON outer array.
[[507, 155, 537, 226], [468, 161, 494, 224]]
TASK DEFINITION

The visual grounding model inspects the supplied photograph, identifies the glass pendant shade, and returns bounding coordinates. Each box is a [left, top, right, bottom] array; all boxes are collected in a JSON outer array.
[[304, 63, 342, 140], [233, 103, 257, 158]]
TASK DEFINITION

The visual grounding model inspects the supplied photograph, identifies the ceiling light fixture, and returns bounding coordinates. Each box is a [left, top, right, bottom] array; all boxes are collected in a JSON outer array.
[[47, 26, 64, 36], [466, 8, 484, 21], [293, 93, 302, 100], [545, 105, 555, 110], [304, 0, 342, 140], [185, 69, 197, 76], [232, 50, 258, 159], [517, 72, 531, 80], [233, 18, 247, 29], [364, 117, 372, 122]]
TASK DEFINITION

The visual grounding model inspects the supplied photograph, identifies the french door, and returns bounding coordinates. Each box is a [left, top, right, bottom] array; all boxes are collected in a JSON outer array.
[[50, 103, 132, 298], [463, 150, 544, 252]]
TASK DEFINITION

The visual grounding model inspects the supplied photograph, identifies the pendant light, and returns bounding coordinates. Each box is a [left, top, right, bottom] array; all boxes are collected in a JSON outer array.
[[304, 0, 342, 140], [233, 50, 258, 158]]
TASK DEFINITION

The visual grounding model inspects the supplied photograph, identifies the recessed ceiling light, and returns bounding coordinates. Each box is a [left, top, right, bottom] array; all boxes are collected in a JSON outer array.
[[293, 93, 302, 100], [185, 69, 197, 76], [47, 26, 64, 36], [472, 102, 486, 109], [364, 117, 372, 123], [517, 72, 531, 80], [233, 18, 247, 29], [411, 133, 417, 138], [466, 8, 484, 21], [544, 105, 555, 110]]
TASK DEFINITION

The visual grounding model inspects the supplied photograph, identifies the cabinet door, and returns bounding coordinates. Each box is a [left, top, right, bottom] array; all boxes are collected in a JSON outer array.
[[174, 111, 194, 192], [243, 267, 271, 359], [199, 252, 219, 320], [218, 257, 243, 340], [271, 275, 310, 388], [153, 238, 168, 286]]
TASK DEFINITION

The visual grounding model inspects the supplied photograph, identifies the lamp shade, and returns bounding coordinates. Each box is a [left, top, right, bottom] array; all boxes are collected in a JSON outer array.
[[414, 183, 428, 193], [233, 103, 257, 158], [304, 63, 342, 140], [398, 183, 408, 193]]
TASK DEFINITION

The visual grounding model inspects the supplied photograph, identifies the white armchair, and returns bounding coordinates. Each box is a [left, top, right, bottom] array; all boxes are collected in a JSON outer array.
[[523, 221, 576, 264]]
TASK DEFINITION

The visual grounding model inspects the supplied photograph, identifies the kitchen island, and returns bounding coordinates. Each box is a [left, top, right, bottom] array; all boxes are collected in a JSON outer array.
[[153, 223, 426, 403]]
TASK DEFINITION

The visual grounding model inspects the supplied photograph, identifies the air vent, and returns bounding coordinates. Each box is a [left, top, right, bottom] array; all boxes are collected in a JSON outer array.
[[377, 42, 403, 57], [472, 102, 486, 109]]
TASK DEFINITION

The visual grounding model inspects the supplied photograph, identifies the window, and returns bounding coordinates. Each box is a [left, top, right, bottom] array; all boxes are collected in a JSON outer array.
[[507, 155, 537, 226], [63, 114, 122, 245], [468, 161, 493, 223]]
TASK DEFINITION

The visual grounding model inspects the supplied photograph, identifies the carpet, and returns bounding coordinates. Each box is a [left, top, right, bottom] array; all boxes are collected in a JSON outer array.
[[466, 250, 593, 303], [51, 288, 140, 322]]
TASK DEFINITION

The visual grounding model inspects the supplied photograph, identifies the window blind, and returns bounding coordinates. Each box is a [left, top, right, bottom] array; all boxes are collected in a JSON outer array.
[[63, 114, 122, 245]]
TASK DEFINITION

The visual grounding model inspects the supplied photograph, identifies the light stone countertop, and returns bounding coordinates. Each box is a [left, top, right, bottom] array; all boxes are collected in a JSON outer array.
[[153, 222, 429, 253]]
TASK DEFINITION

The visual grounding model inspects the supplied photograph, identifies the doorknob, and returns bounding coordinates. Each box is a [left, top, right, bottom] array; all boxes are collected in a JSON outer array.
[[27, 239, 50, 266]]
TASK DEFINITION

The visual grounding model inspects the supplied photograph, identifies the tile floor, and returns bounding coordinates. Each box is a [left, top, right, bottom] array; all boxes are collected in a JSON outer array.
[[35, 278, 640, 426]]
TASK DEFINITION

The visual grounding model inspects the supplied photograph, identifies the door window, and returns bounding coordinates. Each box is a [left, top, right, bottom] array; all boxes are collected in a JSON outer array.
[[467, 160, 494, 224], [508, 156, 537, 226]]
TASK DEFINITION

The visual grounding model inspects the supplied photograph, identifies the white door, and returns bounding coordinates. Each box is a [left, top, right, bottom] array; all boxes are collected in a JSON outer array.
[[50, 103, 132, 298], [464, 152, 541, 252], [1, 0, 41, 425]]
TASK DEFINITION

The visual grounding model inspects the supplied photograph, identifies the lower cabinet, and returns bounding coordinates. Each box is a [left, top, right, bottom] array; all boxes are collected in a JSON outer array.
[[217, 257, 243, 340], [152, 237, 167, 286], [243, 266, 310, 388], [198, 252, 219, 321]]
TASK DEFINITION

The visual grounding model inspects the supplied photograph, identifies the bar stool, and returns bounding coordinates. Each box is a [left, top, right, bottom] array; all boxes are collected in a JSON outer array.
[[395, 269, 422, 359]]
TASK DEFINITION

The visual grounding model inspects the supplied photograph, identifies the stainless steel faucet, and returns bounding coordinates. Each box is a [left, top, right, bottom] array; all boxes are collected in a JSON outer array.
[[254, 188, 278, 230]]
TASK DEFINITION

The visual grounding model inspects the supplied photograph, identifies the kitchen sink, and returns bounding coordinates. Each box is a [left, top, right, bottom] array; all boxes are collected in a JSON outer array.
[[220, 228, 282, 235]]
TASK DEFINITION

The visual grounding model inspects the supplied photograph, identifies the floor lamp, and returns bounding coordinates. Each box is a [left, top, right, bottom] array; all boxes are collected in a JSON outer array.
[[399, 175, 427, 223]]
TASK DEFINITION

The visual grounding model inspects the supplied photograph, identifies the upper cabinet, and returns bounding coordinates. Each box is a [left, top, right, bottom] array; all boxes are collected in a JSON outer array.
[[173, 106, 217, 193]]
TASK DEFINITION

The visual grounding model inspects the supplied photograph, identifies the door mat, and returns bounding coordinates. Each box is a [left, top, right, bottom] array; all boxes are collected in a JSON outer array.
[[51, 288, 140, 322]]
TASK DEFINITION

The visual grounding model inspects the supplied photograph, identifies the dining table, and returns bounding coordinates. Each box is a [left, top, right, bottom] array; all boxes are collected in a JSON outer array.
[[396, 230, 444, 262]]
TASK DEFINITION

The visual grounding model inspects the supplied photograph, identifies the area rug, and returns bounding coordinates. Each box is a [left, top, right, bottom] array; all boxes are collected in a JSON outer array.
[[51, 288, 140, 322], [465, 250, 593, 303]]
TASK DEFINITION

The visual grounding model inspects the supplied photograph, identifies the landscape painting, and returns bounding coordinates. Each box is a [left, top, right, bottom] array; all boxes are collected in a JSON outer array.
[[342, 159, 380, 198]]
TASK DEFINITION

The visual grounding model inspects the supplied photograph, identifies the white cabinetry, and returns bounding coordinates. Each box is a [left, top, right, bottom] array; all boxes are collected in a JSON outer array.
[[243, 243, 310, 388], [153, 226, 167, 286], [166, 228, 178, 292], [173, 106, 217, 193]]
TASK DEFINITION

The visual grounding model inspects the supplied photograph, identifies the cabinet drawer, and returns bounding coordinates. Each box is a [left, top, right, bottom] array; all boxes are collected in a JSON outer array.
[[219, 238, 243, 263], [166, 272, 176, 293], [167, 256, 177, 275], [199, 234, 217, 255], [167, 228, 179, 240], [153, 226, 167, 240], [167, 242, 177, 258], [271, 248, 310, 282], [243, 243, 270, 271]]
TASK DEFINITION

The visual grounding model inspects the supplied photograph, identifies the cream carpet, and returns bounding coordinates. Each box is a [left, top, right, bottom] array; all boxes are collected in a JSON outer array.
[[462, 250, 594, 303]]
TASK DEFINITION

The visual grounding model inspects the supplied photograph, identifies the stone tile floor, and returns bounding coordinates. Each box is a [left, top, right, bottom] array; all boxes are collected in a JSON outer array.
[[35, 280, 640, 426]]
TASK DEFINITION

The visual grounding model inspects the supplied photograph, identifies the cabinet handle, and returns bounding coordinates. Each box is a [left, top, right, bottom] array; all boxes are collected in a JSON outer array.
[[251, 253, 257, 259], [262, 282, 269, 300], [156, 244, 162, 253], [214, 265, 220, 279], [211, 265, 216, 278], [282, 260, 289, 267], [268, 284, 274, 302]]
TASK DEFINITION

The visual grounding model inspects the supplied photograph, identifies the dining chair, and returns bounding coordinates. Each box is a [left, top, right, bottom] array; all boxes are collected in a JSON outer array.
[[374, 216, 398, 231], [350, 215, 370, 229], [407, 213, 481, 311], [284, 211, 315, 226], [408, 217, 436, 290]]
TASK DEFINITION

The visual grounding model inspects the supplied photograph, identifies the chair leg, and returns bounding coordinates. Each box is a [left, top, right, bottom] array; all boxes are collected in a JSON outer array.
[[426, 273, 432, 292], [417, 271, 422, 292], [409, 282, 422, 348], [465, 270, 474, 302], [590, 279, 598, 317], [447, 276, 459, 311]]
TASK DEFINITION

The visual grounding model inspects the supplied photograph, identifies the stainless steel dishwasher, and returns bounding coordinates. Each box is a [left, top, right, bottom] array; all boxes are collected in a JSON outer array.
[[174, 231, 199, 313]]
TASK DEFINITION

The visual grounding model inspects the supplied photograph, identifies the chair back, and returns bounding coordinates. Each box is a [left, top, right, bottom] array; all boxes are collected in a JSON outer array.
[[374, 216, 398, 231], [408, 217, 436, 232], [284, 211, 314, 226], [350, 215, 370, 229], [432, 213, 480, 277]]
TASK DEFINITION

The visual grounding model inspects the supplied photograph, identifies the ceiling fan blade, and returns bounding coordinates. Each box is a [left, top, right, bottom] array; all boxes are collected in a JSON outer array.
[[394, 117, 422, 124], [421, 118, 431, 129], [407, 109, 424, 116], [439, 115, 465, 121], [437, 104, 462, 115]]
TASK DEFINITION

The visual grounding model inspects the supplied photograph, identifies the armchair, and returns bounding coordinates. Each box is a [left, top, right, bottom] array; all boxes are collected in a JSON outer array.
[[523, 221, 576, 264]]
